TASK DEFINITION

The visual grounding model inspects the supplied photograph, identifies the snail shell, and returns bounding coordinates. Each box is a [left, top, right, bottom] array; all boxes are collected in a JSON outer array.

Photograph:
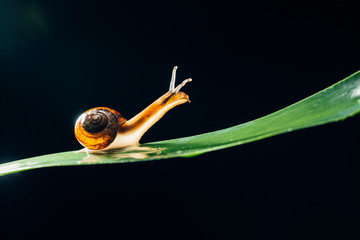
[[74, 107, 126, 150]]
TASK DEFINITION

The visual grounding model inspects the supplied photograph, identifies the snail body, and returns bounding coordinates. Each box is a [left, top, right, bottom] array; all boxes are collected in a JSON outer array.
[[74, 66, 191, 152]]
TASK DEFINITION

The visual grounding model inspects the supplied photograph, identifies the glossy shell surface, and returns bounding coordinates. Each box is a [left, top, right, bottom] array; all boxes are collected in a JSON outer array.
[[74, 107, 126, 150]]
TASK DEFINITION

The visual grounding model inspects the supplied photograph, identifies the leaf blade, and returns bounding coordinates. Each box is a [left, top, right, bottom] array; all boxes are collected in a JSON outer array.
[[1, 71, 360, 176]]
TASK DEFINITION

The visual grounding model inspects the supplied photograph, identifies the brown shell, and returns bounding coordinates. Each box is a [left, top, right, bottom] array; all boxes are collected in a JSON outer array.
[[74, 107, 126, 150]]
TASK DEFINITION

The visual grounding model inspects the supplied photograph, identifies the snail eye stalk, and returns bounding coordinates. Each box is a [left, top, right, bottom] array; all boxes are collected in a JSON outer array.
[[169, 66, 192, 93]]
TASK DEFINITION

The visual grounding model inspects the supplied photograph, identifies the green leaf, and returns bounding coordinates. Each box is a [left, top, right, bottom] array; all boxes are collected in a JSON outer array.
[[1, 71, 360, 176]]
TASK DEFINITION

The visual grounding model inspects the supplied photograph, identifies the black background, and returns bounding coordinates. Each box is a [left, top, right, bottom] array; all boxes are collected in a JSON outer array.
[[1, 0, 360, 239]]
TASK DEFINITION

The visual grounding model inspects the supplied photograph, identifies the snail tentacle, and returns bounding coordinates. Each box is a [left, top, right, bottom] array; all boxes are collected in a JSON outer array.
[[168, 66, 191, 93], [169, 66, 178, 91], [173, 78, 192, 93]]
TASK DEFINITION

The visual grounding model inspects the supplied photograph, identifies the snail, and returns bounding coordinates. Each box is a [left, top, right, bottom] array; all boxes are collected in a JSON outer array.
[[74, 66, 192, 152]]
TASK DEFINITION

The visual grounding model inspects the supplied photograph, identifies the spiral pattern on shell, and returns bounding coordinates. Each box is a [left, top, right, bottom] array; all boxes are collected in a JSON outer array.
[[82, 110, 109, 133], [74, 107, 126, 150]]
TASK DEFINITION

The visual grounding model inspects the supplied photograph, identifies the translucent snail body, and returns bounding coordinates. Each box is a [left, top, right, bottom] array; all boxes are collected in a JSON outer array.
[[74, 66, 191, 152]]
